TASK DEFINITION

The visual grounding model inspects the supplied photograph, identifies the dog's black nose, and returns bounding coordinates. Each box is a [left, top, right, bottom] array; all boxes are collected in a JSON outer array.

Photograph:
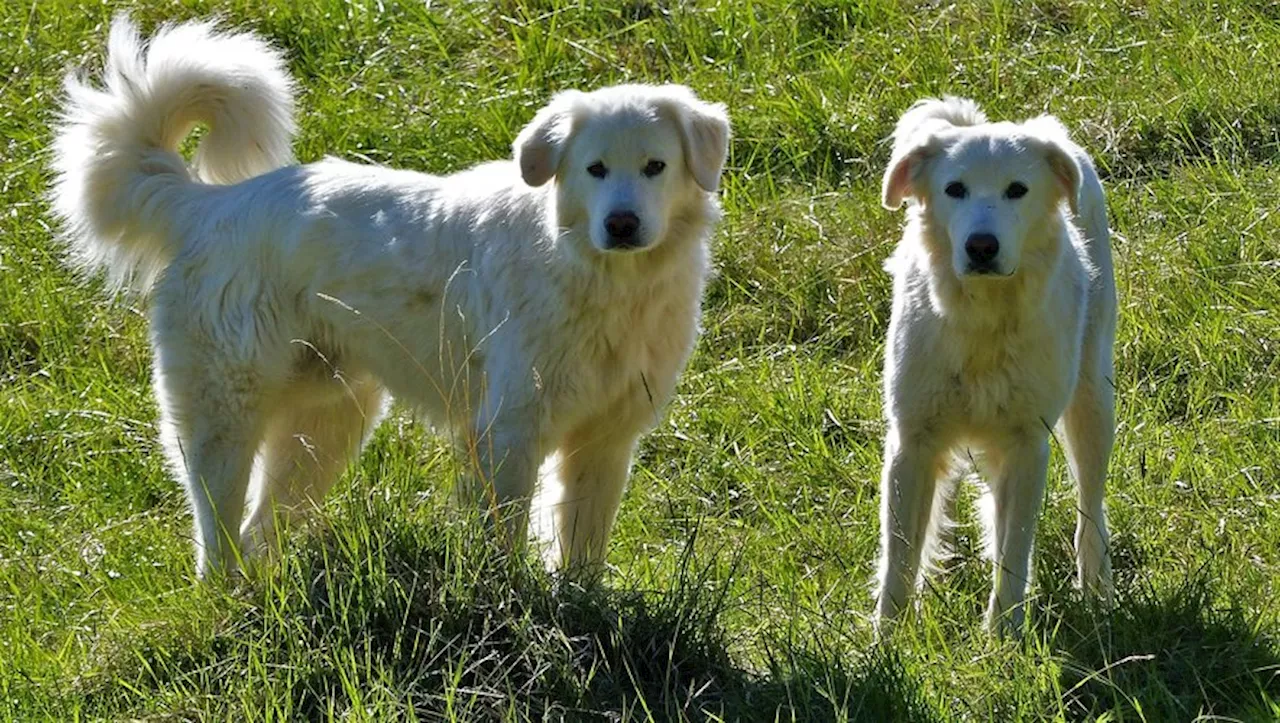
[[965, 232, 999, 264], [604, 212, 640, 244]]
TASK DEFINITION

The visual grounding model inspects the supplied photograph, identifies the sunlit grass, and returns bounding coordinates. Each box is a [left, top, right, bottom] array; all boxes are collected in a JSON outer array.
[[2, 1, 1279, 719]]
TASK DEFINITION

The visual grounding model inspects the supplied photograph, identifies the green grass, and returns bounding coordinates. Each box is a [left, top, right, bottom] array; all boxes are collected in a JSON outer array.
[[3, 0, 1280, 719]]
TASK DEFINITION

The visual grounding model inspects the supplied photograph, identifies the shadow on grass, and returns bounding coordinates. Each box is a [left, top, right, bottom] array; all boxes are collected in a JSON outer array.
[[1035, 543, 1280, 721], [72, 497, 934, 721]]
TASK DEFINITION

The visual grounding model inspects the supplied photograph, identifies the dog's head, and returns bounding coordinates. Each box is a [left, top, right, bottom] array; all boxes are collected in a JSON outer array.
[[514, 84, 729, 254], [881, 98, 1081, 279]]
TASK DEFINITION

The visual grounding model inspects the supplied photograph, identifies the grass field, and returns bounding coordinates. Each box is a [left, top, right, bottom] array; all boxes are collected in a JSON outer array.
[[4, 0, 1280, 719]]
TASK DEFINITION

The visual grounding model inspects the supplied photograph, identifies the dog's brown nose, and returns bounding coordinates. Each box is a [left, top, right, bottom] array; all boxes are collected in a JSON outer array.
[[604, 211, 640, 243], [965, 232, 999, 264]]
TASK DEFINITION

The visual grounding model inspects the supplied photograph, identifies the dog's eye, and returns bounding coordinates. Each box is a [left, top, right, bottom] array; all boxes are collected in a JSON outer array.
[[587, 162, 608, 179], [643, 160, 666, 177], [944, 181, 967, 199], [1004, 182, 1028, 199]]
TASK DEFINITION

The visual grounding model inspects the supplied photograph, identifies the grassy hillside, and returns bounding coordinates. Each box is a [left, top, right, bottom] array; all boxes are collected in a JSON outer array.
[[3, 0, 1279, 719]]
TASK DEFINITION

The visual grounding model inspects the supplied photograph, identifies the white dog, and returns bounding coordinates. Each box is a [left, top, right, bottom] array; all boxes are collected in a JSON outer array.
[[51, 16, 729, 580], [875, 97, 1116, 634]]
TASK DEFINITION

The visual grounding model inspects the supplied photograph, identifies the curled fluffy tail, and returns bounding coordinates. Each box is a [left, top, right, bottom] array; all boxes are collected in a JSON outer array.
[[51, 14, 296, 291]]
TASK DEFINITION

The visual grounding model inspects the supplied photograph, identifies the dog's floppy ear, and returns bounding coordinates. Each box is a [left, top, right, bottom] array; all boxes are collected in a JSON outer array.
[[1026, 115, 1083, 215], [1045, 142, 1082, 215], [883, 97, 981, 210], [514, 90, 584, 187], [1041, 139, 1082, 216], [881, 134, 941, 210], [657, 86, 731, 192]]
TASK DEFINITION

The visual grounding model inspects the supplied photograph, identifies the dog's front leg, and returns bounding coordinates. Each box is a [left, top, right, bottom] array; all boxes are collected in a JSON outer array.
[[986, 435, 1050, 636], [874, 431, 939, 631], [542, 431, 639, 573]]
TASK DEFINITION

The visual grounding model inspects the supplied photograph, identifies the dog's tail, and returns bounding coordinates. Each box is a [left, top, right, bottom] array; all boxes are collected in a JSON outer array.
[[51, 15, 295, 292], [919, 472, 962, 579], [890, 96, 987, 155]]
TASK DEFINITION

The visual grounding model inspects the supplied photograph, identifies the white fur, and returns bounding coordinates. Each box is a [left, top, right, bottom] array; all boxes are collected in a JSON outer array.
[[51, 15, 729, 579], [874, 97, 1116, 635]]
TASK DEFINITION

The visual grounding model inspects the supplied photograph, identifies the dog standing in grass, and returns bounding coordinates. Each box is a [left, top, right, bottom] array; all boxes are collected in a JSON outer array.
[[50, 16, 729, 580], [875, 97, 1116, 634]]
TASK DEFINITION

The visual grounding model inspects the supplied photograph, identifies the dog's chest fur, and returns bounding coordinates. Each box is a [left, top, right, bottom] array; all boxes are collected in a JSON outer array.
[[536, 250, 705, 434], [888, 244, 1088, 438], [941, 304, 1075, 425]]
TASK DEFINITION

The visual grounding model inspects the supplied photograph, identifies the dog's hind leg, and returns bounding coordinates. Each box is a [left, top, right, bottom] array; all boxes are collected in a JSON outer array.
[[985, 435, 1050, 636], [154, 358, 265, 581], [240, 376, 388, 559], [875, 431, 944, 630], [1060, 366, 1115, 605]]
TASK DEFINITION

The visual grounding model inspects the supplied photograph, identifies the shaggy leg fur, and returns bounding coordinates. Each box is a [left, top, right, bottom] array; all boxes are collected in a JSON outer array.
[[875, 433, 943, 628], [985, 437, 1050, 635], [153, 350, 265, 580], [239, 377, 388, 558], [465, 418, 541, 547], [1061, 373, 1115, 603], [542, 429, 638, 571]]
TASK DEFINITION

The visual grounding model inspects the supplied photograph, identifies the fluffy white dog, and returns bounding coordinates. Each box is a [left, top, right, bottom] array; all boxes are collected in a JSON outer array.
[[875, 97, 1116, 634], [51, 16, 729, 580]]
